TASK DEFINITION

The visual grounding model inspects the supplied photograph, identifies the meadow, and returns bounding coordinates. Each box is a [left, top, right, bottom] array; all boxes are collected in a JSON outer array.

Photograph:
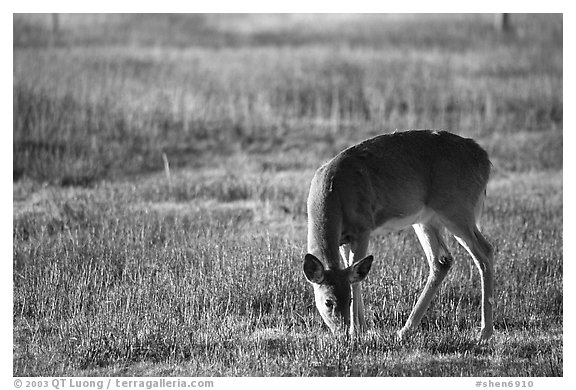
[[13, 14, 562, 376]]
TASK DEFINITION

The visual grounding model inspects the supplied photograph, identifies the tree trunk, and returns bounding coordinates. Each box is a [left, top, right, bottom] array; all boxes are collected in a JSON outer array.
[[50, 13, 59, 46], [495, 13, 512, 33]]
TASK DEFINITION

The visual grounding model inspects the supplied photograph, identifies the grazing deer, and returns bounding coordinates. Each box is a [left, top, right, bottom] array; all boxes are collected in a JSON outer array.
[[303, 130, 494, 340]]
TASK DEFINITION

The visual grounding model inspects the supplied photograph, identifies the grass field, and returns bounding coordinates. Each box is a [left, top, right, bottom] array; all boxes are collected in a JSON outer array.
[[13, 14, 562, 376]]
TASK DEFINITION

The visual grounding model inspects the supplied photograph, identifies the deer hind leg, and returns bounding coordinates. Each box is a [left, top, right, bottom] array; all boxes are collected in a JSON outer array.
[[398, 222, 453, 340], [341, 232, 370, 335], [441, 213, 494, 341]]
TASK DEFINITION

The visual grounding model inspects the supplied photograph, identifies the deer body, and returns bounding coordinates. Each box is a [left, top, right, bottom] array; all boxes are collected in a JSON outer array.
[[303, 130, 494, 340]]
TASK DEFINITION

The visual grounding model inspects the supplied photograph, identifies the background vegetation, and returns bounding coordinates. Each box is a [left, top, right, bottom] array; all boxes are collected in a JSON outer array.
[[13, 14, 562, 376]]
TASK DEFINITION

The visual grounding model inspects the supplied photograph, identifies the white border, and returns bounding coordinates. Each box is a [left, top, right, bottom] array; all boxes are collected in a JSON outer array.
[[6, 4, 572, 388]]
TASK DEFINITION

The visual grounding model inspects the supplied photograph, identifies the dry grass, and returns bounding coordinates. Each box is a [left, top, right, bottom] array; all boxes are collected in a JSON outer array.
[[13, 13, 562, 376]]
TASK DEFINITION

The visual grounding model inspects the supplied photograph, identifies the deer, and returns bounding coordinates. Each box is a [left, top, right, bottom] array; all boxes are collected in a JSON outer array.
[[303, 130, 494, 341]]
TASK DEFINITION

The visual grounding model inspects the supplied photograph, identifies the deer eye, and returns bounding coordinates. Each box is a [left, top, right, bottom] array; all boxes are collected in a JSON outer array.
[[325, 299, 334, 308]]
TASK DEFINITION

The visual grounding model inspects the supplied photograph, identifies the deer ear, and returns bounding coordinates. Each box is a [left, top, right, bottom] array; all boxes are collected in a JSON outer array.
[[303, 254, 325, 284], [348, 255, 374, 284]]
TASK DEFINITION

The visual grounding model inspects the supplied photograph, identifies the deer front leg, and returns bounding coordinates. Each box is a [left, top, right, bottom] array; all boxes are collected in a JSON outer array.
[[342, 232, 370, 335]]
